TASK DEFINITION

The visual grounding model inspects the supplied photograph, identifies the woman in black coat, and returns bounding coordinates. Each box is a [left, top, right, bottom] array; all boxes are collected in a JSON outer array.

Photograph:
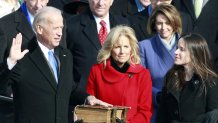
[[156, 33, 218, 123]]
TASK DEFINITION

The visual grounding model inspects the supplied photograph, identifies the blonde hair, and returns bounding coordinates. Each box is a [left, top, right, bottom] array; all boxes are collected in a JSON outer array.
[[97, 25, 141, 67], [147, 3, 182, 35]]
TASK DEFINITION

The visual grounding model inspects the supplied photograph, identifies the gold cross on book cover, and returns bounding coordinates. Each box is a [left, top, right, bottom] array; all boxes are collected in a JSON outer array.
[[74, 105, 130, 123]]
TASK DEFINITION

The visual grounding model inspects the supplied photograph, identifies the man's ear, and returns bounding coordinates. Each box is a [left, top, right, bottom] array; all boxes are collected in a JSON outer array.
[[36, 25, 43, 35]]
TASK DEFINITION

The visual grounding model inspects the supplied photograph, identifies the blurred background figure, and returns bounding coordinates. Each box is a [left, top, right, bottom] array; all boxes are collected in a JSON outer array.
[[63, 0, 89, 17], [138, 4, 182, 123], [0, 0, 22, 18], [157, 33, 218, 123], [66, 0, 129, 92], [110, 0, 150, 17], [87, 25, 152, 123], [47, 0, 71, 11], [130, 0, 192, 41], [127, 0, 152, 41]]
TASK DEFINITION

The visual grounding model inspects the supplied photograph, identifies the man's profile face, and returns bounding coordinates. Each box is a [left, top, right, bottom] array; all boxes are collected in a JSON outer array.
[[25, 0, 49, 15], [38, 15, 64, 49], [88, 0, 113, 19]]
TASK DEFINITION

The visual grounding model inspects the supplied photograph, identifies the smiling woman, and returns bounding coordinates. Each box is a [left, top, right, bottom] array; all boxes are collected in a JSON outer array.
[[157, 33, 218, 123], [138, 4, 182, 123], [111, 35, 132, 68], [86, 25, 153, 123]]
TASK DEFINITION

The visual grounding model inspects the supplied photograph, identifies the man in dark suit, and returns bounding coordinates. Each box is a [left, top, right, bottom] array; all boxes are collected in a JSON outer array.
[[47, 0, 71, 10], [0, 6, 111, 123], [0, 0, 49, 122], [110, 0, 152, 17], [173, 0, 218, 72], [66, 0, 129, 91], [110, 0, 138, 17]]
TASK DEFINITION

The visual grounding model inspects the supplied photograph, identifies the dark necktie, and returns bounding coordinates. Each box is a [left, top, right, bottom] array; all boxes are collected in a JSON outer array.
[[48, 50, 58, 83], [98, 20, 108, 46]]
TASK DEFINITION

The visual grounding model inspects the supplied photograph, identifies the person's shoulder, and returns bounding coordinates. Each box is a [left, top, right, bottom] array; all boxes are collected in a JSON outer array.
[[0, 8, 23, 21], [200, 75, 218, 90], [139, 36, 154, 46], [179, 11, 192, 19], [66, 12, 91, 27], [129, 63, 148, 73], [110, 14, 130, 25], [66, 14, 81, 24], [210, 77, 218, 86], [90, 63, 103, 72], [56, 46, 71, 54]]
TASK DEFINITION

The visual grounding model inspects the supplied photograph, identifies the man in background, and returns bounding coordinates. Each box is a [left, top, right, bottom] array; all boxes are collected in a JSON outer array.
[[66, 0, 129, 91]]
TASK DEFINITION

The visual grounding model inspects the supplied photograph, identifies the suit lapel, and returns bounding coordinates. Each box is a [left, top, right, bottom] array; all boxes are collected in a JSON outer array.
[[15, 9, 35, 41], [81, 13, 101, 50], [182, 0, 196, 20], [30, 45, 58, 90], [55, 47, 69, 92], [198, 0, 214, 19]]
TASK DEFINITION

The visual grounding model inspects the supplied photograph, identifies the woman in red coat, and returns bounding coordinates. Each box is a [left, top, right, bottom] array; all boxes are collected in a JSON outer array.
[[86, 25, 153, 123]]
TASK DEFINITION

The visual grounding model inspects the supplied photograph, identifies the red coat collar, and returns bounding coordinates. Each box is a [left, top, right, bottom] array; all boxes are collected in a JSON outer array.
[[100, 59, 144, 83]]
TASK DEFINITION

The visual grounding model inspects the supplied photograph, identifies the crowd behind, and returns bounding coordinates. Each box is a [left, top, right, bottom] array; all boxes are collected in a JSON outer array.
[[0, 0, 218, 123]]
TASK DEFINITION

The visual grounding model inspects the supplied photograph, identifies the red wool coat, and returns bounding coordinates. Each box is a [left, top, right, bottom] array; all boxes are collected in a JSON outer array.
[[87, 60, 153, 123]]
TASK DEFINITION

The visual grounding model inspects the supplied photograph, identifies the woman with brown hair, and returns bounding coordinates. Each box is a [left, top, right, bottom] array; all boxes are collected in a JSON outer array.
[[157, 33, 218, 123], [138, 4, 182, 123]]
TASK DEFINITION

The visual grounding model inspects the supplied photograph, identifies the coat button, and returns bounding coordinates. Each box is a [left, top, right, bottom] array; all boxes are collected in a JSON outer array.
[[194, 80, 199, 84]]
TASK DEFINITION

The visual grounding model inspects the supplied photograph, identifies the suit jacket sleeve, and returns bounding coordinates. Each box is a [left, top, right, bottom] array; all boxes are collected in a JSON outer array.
[[0, 60, 21, 94], [0, 62, 11, 93], [69, 83, 89, 105], [0, 24, 7, 63], [68, 50, 89, 105]]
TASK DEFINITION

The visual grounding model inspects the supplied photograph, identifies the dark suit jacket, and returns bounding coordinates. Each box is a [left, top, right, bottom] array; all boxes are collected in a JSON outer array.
[[47, 0, 72, 10], [0, 40, 88, 123], [157, 75, 218, 123], [0, 6, 67, 92], [128, 7, 151, 41], [66, 9, 129, 91], [47, 0, 73, 19], [173, 0, 218, 72], [0, 8, 35, 123], [129, 6, 193, 41], [110, 0, 138, 17], [0, 8, 35, 62]]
